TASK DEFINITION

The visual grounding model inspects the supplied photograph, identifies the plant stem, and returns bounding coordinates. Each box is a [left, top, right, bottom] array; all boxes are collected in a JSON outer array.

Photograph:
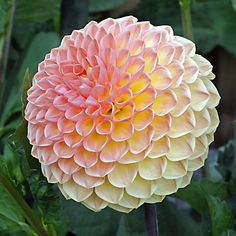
[[0, 174, 49, 236], [144, 203, 159, 236], [179, 0, 194, 40]]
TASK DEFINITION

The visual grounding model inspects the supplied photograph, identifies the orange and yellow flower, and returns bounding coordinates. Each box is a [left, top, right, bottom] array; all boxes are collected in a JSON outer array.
[[25, 16, 220, 213]]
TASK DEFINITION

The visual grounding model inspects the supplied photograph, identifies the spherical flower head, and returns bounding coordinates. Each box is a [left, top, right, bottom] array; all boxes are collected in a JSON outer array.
[[25, 16, 220, 213]]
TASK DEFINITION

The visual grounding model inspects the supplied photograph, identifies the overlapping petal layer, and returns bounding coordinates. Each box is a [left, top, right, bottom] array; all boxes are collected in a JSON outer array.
[[25, 16, 220, 213]]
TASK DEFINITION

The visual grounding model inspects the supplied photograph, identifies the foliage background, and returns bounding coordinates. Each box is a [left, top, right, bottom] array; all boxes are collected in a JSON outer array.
[[0, 0, 236, 235]]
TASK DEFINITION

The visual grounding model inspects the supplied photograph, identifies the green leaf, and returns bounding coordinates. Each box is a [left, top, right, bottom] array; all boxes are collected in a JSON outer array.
[[63, 200, 123, 236], [232, 0, 236, 11], [15, 0, 61, 23], [89, 0, 127, 12], [207, 196, 234, 236], [132, 0, 236, 55], [1, 32, 60, 124], [175, 179, 229, 213], [157, 200, 203, 236], [0, 183, 35, 235]]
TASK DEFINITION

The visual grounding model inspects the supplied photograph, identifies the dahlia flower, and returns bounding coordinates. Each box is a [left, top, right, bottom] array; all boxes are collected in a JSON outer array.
[[25, 16, 220, 213]]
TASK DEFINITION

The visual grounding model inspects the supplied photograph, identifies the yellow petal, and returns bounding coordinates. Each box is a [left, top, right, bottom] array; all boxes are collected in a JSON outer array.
[[62, 180, 93, 202], [82, 193, 108, 212], [83, 131, 108, 152], [150, 66, 172, 90], [126, 174, 157, 198], [133, 88, 156, 111], [163, 159, 188, 179], [139, 156, 167, 180], [155, 178, 181, 195], [151, 114, 171, 140], [152, 89, 177, 115], [112, 121, 134, 141], [108, 163, 138, 187], [100, 140, 128, 162], [119, 151, 146, 164], [168, 109, 196, 138], [73, 169, 104, 188], [118, 191, 141, 208], [133, 109, 154, 131], [167, 134, 195, 161], [128, 126, 153, 154], [148, 137, 170, 158], [95, 180, 124, 204]]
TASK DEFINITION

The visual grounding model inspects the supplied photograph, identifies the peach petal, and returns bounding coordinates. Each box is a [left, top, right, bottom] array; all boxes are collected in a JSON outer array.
[[73, 169, 104, 188], [53, 96, 68, 111], [113, 103, 134, 121], [95, 180, 124, 204], [62, 180, 93, 202], [74, 146, 98, 168], [133, 88, 156, 111], [85, 160, 115, 177], [168, 109, 196, 138], [130, 39, 144, 56], [76, 116, 95, 136], [41, 164, 57, 183], [152, 89, 177, 115], [126, 57, 145, 75], [117, 31, 131, 50], [128, 126, 154, 154], [58, 158, 79, 175], [64, 131, 83, 147], [44, 122, 61, 141], [126, 174, 156, 198], [163, 160, 187, 179], [170, 83, 191, 116], [167, 134, 195, 161], [45, 107, 63, 122], [82, 193, 108, 212], [151, 114, 171, 140], [112, 121, 134, 141], [143, 30, 167, 48], [150, 66, 172, 90], [189, 78, 210, 111], [118, 151, 146, 164], [50, 163, 71, 184], [100, 140, 128, 162], [96, 120, 112, 135], [143, 48, 158, 73], [130, 72, 150, 94], [57, 117, 75, 134], [148, 136, 170, 158], [133, 109, 154, 131], [34, 126, 53, 146], [34, 146, 59, 165], [139, 156, 167, 180], [157, 43, 175, 65], [53, 141, 74, 158], [167, 62, 184, 88], [116, 49, 129, 67], [108, 163, 138, 187]]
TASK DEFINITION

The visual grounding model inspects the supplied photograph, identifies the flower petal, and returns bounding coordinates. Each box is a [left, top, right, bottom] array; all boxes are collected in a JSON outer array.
[[139, 156, 167, 180], [108, 163, 138, 187], [95, 180, 124, 204], [100, 140, 128, 162]]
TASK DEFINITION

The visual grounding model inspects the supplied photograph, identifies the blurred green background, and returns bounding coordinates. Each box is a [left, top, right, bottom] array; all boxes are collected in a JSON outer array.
[[0, 0, 236, 235]]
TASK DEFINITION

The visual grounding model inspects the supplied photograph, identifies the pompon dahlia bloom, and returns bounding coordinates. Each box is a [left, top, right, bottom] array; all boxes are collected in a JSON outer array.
[[25, 16, 220, 213]]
